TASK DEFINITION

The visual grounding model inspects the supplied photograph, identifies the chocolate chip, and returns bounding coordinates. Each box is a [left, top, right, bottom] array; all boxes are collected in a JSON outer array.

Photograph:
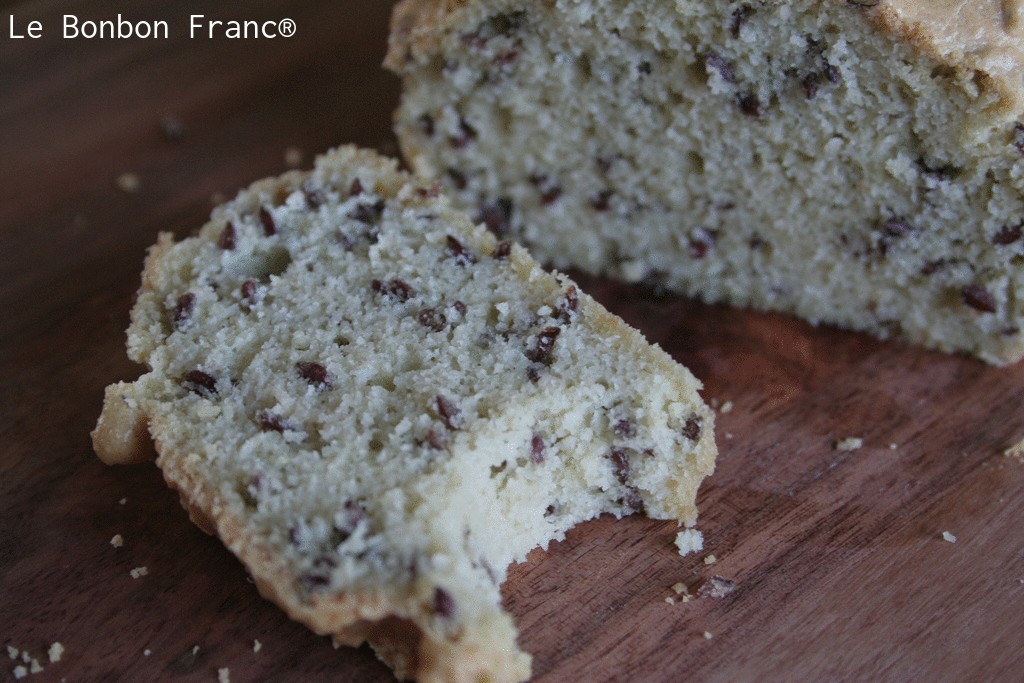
[[349, 178, 364, 197], [994, 223, 1023, 245], [557, 285, 579, 323], [452, 300, 467, 316], [962, 284, 996, 313], [445, 235, 478, 265], [259, 207, 276, 236], [682, 416, 702, 441], [526, 326, 561, 364], [614, 419, 637, 438], [183, 370, 217, 396], [240, 279, 260, 304], [172, 293, 196, 327], [590, 190, 613, 212], [256, 410, 291, 433], [801, 74, 821, 100], [218, 222, 237, 250], [425, 428, 448, 450], [446, 168, 468, 190], [416, 182, 443, 198], [526, 363, 543, 382], [610, 449, 630, 485], [417, 113, 435, 137], [730, 6, 753, 38], [689, 237, 709, 259], [1013, 124, 1024, 156], [638, 61, 652, 75], [302, 181, 325, 208], [436, 395, 463, 430], [478, 198, 512, 236], [297, 361, 332, 388], [704, 51, 736, 84], [920, 259, 950, 276], [544, 504, 556, 517], [418, 308, 447, 332], [738, 93, 765, 117], [493, 241, 512, 260], [529, 174, 563, 205], [449, 117, 477, 149], [350, 199, 385, 224], [882, 216, 915, 237], [749, 234, 769, 251], [530, 433, 545, 464], [433, 587, 456, 618], [372, 278, 416, 302]]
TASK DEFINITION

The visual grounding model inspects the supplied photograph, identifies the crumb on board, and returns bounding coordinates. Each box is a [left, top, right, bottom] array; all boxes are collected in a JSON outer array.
[[284, 146, 303, 168], [835, 437, 864, 452], [29, 659, 42, 674], [6, 646, 18, 660], [129, 567, 148, 579], [703, 554, 717, 565], [20, 652, 28, 664], [115, 172, 141, 193], [719, 401, 733, 414], [698, 576, 737, 599], [47, 643, 63, 664], [192, 646, 200, 656], [143, 649, 151, 657], [724, 432, 733, 440], [253, 640, 262, 654], [664, 596, 675, 605], [110, 534, 124, 548], [119, 498, 127, 505], [12, 665, 27, 680], [218, 667, 231, 683], [941, 531, 957, 544], [671, 582, 688, 595], [702, 631, 713, 640], [674, 528, 704, 557], [1004, 439, 1024, 463]]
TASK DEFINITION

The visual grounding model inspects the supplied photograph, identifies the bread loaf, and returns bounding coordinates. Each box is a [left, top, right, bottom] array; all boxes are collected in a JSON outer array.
[[91, 146, 717, 682], [387, 0, 1024, 364]]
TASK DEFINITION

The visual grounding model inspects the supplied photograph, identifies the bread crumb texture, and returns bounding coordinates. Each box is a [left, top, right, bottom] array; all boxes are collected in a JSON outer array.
[[941, 530, 958, 543], [47, 642, 63, 664], [389, 0, 1024, 364], [91, 147, 716, 683], [674, 528, 705, 556]]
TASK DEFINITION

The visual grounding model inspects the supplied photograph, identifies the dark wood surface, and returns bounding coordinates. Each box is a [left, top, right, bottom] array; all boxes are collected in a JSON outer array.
[[2, 1, 1022, 681]]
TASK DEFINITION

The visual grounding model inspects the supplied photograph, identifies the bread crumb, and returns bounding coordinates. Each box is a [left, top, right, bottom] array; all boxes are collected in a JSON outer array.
[[698, 576, 737, 599], [143, 649, 151, 657], [674, 528, 704, 556], [115, 173, 141, 193], [110, 534, 124, 548], [20, 652, 28, 664], [703, 554, 717, 565], [724, 432, 733, 440], [252, 640, 262, 654], [709, 398, 719, 409], [48, 643, 63, 664], [129, 566, 148, 579], [218, 667, 231, 683], [889, 443, 898, 450], [664, 596, 675, 605], [702, 631, 713, 640], [29, 659, 43, 674], [6, 646, 18, 660], [119, 498, 127, 505], [719, 401, 733, 414], [12, 665, 27, 680], [1004, 439, 1024, 463], [671, 582, 688, 595], [284, 147, 304, 168], [835, 437, 863, 452], [192, 645, 200, 656], [941, 531, 957, 543]]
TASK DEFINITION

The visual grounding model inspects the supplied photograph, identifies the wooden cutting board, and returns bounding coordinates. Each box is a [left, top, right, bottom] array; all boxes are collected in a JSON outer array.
[[2, 1, 1022, 680]]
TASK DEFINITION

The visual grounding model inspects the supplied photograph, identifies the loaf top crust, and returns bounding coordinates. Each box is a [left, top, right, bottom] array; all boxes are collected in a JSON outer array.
[[387, 0, 1024, 120]]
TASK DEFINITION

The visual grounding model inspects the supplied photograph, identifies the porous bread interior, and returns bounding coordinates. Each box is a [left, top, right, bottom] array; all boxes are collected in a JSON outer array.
[[391, 0, 1024, 364], [95, 146, 716, 682]]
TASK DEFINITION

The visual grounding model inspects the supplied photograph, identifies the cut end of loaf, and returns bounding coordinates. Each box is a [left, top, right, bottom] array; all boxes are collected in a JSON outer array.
[[389, 0, 1024, 364], [93, 145, 716, 682]]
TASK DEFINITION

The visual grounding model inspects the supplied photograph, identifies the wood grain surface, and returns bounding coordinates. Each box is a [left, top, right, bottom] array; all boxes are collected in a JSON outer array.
[[2, 1, 1022, 681]]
